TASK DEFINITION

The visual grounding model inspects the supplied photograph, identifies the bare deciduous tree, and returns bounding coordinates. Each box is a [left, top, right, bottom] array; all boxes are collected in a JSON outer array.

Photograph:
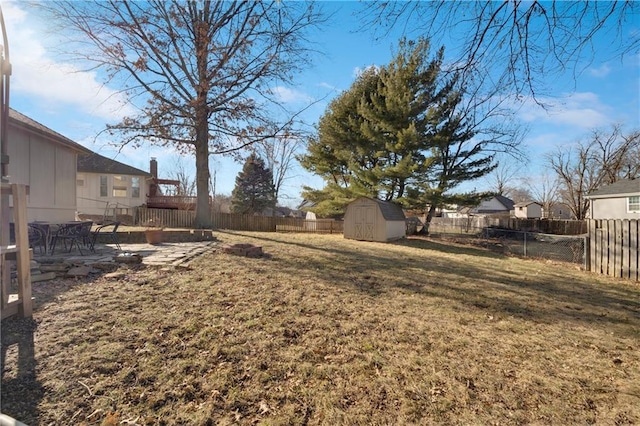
[[526, 173, 560, 219], [40, 1, 324, 227], [486, 157, 523, 197], [361, 2, 638, 103], [507, 187, 533, 204], [167, 157, 196, 197], [547, 125, 640, 219], [251, 134, 304, 206]]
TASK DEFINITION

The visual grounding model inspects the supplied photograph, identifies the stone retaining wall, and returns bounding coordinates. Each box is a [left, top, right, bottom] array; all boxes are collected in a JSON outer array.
[[95, 229, 217, 244]]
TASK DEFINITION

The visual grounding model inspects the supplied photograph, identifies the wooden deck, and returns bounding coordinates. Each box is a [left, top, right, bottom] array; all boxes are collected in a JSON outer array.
[[146, 196, 198, 210]]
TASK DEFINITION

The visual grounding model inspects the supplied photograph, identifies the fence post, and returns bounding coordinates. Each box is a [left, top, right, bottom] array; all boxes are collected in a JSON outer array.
[[583, 234, 588, 271], [523, 231, 527, 257]]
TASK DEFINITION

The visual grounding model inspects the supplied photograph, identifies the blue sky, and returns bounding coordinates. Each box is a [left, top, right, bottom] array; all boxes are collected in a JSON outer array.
[[3, 1, 639, 207]]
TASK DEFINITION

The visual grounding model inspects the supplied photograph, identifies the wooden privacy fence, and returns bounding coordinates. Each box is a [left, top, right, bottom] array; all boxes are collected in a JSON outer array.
[[212, 213, 343, 233], [135, 207, 196, 228], [496, 218, 587, 235], [430, 217, 587, 235], [134, 207, 343, 234], [589, 219, 639, 281]]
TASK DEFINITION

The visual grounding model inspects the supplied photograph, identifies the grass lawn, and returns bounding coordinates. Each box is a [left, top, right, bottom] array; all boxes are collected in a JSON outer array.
[[2, 231, 639, 425]]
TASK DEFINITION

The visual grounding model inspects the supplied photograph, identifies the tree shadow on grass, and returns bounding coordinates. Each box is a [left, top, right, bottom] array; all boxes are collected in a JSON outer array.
[[393, 236, 504, 259], [219, 231, 501, 261], [1, 317, 43, 425], [219, 231, 640, 334]]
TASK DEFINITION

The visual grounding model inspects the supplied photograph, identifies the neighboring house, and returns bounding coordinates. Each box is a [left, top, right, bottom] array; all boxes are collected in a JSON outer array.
[[439, 205, 460, 218], [6, 108, 91, 222], [475, 195, 514, 216], [446, 206, 473, 219], [513, 201, 543, 219], [297, 199, 318, 220], [453, 195, 515, 218], [262, 206, 305, 218], [343, 197, 406, 242], [77, 152, 152, 217], [546, 203, 575, 220], [585, 178, 640, 220]]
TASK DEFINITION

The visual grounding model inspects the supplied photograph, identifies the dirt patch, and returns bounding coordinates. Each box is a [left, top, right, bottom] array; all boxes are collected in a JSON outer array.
[[221, 243, 263, 258], [2, 231, 639, 425]]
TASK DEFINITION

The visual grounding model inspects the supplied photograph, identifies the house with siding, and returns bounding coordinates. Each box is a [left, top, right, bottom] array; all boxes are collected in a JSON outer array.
[[513, 201, 543, 219], [546, 202, 575, 220], [77, 152, 152, 217], [449, 195, 515, 218], [5, 108, 91, 222], [585, 178, 640, 220]]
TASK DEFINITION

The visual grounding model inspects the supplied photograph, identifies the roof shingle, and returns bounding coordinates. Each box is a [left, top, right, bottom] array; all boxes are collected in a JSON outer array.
[[371, 198, 406, 221], [78, 152, 152, 177], [9, 108, 91, 154], [587, 178, 640, 198]]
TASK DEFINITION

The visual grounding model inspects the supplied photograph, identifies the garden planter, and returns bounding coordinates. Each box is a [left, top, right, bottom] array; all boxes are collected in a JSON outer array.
[[144, 229, 164, 245]]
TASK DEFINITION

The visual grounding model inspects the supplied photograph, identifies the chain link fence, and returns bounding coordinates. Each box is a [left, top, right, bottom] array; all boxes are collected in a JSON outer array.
[[423, 220, 587, 268], [483, 228, 587, 267]]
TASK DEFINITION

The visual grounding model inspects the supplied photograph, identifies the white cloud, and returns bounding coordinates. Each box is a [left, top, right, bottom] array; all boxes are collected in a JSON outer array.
[[269, 86, 313, 104], [3, 3, 134, 121], [318, 81, 339, 92], [516, 92, 610, 129], [588, 63, 611, 78]]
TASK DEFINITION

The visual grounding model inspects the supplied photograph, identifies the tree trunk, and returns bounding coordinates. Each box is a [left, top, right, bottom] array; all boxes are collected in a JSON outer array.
[[194, 121, 212, 229], [193, 15, 211, 230], [422, 204, 438, 235]]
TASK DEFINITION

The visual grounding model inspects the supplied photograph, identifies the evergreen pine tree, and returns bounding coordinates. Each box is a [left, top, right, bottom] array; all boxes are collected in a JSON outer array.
[[231, 154, 276, 215], [301, 37, 507, 223]]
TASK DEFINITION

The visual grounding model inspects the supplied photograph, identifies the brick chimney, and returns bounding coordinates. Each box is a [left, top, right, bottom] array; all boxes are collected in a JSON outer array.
[[150, 157, 158, 179], [149, 157, 159, 198]]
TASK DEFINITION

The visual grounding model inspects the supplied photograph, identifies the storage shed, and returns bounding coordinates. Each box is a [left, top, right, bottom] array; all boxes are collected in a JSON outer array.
[[343, 197, 406, 242]]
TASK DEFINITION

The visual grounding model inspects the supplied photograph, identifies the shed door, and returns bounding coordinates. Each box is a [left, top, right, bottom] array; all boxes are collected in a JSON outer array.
[[354, 205, 375, 240]]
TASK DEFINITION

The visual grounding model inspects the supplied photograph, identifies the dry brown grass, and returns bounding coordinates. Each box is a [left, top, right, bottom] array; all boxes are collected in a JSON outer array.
[[2, 231, 639, 425]]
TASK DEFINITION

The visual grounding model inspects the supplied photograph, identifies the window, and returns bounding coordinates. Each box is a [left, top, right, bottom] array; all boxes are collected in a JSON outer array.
[[629, 196, 640, 213], [99, 176, 108, 197], [131, 177, 140, 198], [112, 175, 128, 197]]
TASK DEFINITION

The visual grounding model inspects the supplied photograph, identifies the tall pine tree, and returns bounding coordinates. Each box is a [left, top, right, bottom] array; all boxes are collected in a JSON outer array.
[[298, 67, 381, 217], [301, 38, 512, 225], [231, 154, 276, 215]]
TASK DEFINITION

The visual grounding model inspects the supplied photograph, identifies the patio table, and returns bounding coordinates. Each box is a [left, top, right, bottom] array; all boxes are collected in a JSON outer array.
[[49, 221, 93, 255]]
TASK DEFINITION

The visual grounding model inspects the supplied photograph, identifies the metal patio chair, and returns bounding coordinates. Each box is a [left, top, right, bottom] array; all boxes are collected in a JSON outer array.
[[49, 221, 93, 255], [90, 221, 121, 251]]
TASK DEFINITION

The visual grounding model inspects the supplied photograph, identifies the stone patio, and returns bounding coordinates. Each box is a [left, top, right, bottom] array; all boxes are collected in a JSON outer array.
[[31, 241, 219, 279]]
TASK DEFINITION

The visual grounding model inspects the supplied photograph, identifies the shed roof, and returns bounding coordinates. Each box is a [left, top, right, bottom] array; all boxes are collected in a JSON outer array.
[[514, 200, 542, 207], [586, 178, 640, 198], [356, 197, 405, 221], [78, 152, 152, 177], [9, 108, 92, 154]]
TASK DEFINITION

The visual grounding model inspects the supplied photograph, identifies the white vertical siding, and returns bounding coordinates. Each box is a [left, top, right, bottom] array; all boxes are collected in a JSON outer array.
[[7, 125, 81, 222], [55, 146, 77, 207]]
